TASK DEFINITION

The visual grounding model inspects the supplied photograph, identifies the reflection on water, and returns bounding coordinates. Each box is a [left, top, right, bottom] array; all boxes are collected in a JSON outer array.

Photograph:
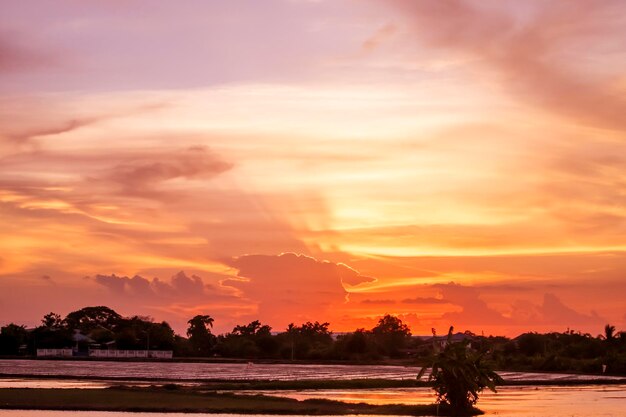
[[0, 413, 356, 417], [479, 385, 626, 417], [244, 387, 436, 405], [246, 385, 626, 417], [0, 360, 620, 382], [0, 385, 624, 416], [0, 361, 624, 416], [0, 378, 109, 389], [1, 360, 418, 381]]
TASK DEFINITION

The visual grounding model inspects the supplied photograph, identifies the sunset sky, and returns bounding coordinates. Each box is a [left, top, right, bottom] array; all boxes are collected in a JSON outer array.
[[1, 0, 625, 337]]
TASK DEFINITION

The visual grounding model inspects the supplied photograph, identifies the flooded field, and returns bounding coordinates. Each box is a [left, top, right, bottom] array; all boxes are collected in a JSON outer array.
[[0, 359, 620, 382], [1, 361, 624, 416], [0, 385, 624, 416]]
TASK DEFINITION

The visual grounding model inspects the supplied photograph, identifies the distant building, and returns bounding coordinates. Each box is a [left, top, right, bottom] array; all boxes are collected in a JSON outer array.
[[72, 329, 95, 344], [427, 332, 474, 349]]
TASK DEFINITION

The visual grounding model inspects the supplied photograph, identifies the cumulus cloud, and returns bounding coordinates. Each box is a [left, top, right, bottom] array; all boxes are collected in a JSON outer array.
[[539, 293, 604, 326], [425, 282, 606, 332], [91, 270, 227, 301], [224, 253, 376, 326], [435, 282, 511, 326]]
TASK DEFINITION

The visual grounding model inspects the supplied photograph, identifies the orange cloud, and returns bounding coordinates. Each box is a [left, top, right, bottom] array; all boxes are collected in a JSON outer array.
[[224, 253, 375, 327]]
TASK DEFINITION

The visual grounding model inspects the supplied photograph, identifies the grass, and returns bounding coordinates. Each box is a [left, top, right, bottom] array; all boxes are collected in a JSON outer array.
[[0, 386, 481, 415]]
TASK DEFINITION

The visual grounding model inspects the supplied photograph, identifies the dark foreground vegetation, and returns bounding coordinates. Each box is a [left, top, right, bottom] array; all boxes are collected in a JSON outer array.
[[419, 327, 502, 415], [2, 305, 625, 375], [0, 386, 479, 415]]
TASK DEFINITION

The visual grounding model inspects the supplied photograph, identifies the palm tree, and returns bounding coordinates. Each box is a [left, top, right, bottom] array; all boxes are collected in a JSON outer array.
[[418, 327, 503, 416], [604, 324, 616, 342]]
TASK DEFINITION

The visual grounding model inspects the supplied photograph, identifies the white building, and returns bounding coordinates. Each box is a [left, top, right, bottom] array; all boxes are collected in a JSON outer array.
[[36, 348, 73, 357], [88, 349, 173, 359]]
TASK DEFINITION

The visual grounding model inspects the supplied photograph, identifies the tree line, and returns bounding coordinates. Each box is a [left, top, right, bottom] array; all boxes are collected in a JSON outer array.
[[1, 306, 625, 374], [0, 306, 413, 360]]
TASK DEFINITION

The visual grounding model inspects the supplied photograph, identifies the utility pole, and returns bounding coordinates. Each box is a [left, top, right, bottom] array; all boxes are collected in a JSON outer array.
[[145, 329, 150, 358]]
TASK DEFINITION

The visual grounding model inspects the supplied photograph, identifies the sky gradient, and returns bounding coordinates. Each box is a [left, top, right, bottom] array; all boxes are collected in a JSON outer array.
[[1, 0, 625, 336]]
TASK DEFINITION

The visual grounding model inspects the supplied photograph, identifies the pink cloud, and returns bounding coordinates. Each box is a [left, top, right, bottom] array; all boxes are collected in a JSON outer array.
[[390, 0, 626, 130], [0, 35, 55, 73]]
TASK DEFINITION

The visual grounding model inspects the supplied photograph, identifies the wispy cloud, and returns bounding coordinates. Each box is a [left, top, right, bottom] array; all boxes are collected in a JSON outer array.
[[389, 0, 626, 130]]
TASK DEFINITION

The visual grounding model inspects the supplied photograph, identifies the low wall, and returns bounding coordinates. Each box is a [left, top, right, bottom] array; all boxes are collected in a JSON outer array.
[[36, 348, 73, 357], [88, 349, 173, 359]]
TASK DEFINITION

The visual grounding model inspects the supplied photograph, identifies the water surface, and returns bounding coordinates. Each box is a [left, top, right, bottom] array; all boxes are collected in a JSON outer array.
[[1, 361, 623, 416], [0, 360, 618, 382], [0, 385, 624, 416], [247, 384, 626, 416], [0, 378, 109, 389]]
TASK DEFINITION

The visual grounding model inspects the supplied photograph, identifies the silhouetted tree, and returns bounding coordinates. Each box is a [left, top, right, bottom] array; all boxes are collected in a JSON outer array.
[[333, 328, 375, 360], [516, 332, 545, 356], [29, 325, 73, 351], [286, 323, 297, 360], [604, 324, 616, 342], [64, 306, 121, 333], [371, 314, 411, 356], [0, 324, 28, 355], [41, 312, 63, 328], [217, 320, 277, 358], [232, 320, 272, 337], [187, 314, 216, 356], [113, 316, 175, 350], [346, 328, 368, 354], [277, 321, 333, 359]]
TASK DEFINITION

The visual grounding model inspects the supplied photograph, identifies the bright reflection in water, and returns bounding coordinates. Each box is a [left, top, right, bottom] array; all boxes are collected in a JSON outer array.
[[0, 379, 109, 389], [245, 385, 626, 417], [0, 413, 350, 417], [0, 413, 148, 417]]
